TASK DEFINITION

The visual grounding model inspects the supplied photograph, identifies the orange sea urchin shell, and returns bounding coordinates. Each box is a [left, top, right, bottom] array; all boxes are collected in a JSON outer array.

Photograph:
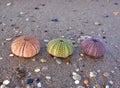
[[11, 36, 40, 58]]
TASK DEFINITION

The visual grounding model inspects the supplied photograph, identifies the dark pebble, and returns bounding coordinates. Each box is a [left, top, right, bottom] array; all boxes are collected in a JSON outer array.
[[36, 78, 41, 83], [102, 36, 106, 39], [27, 78, 34, 84], [41, 4, 45, 6], [82, 64, 85, 67], [34, 7, 39, 10], [51, 18, 59, 22], [104, 15, 109, 18], [114, 2, 118, 5], [44, 30, 48, 32]]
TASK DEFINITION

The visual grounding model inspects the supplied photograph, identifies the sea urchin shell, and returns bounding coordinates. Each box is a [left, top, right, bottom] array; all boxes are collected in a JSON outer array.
[[47, 38, 74, 58], [11, 35, 41, 58], [81, 38, 106, 58]]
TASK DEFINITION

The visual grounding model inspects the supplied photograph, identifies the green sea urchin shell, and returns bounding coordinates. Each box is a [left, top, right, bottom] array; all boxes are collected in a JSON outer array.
[[47, 38, 74, 58]]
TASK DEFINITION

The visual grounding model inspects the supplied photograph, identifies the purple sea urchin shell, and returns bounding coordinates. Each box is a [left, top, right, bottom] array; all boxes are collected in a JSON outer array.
[[81, 38, 106, 58]]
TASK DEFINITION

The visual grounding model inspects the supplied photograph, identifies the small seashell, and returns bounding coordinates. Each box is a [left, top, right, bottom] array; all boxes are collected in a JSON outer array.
[[45, 76, 51, 80], [75, 80, 80, 84], [0, 57, 3, 60], [6, 2, 12, 6], [105, 85, 110, 88], [34, 68, 40, 72], [72, 72, 81, 81], [81, 38, 106, 58], [90, 71, 97, 78], [37, 82, 41, 88], [3, 80, 10, 85], [9, 54, 14, 57], [103, 72, 110, 78], [6, 38, 12, 41], [56, 58, 62, 64], [40, 58, 47, 63]]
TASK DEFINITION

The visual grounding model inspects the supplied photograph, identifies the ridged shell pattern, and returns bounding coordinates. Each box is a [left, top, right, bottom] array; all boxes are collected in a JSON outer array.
[[81, 38, 106, 58], [11, 36, 40, 58], [47, 38, 74, 58]]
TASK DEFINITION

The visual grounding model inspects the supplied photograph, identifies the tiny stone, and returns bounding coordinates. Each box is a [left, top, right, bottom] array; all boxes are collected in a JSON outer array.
[[0, 57, 3, 60], [20, 12, 25, 15], [26, 18, 29, 21], [111, 70, 115, 73], [103, 72, 110, 78], [60, 35, 65, 38], [37, 82, 41, 88], [34, 7, 39, 10], [114, 2, 118, 5], [56, 58, 62, 64], [51, 18, 59, 22], [97, 70, 101, 73], [2, 23, 6, 26], [95, 84, 101, 88], [41, 66, 48, 71], [3, 80, 10, 85], [44, 39, 49, 43], [94, 22, 101, 25], [72, 72, 81, 81], [75, 68, 79, 72], [6, 38, 12, 41], [75, 80, 80, 84], [66, 61, 70, 65], [6, 2, 12, 6], [27, 79, 34, 84], [17, 73, 25, 79], [34, 68, 40, 72], [113, 11, 119, 16], [90, 71, 97, 78], [80, 53, 84, 57], [9, 54, 14, 57], [0, 84, 5, 88], [105, 85, 110, 88], [45, 76, 51, 80], [40, 58, 47, 63], [36, 78, 41, 83], [109, 80, 113, 85], [78, 57, 83, 61], [83, 79, 89, 86]]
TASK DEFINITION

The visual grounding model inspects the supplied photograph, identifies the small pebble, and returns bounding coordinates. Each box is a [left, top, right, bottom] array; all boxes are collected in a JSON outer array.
[[66, 61, 70, 65], [90, 71, 97, 78], [94, 22, 101, 25], [6, 2, 12, 6], [27, 79, 34, 84], [6, 38, 12, 41], [26, 18, 29, 21], [40, 58, 47, 63], [45, 76, 51, 80], [51, 18, 59, 22], [37, 82, 41, 88], [103, 72, 110, 78], [75, 68, 79, 72], [83, 79, 89, 86], [113, 11, 119, 16], [0, 57, 3, 60], [109, 80, 113, 85], [111, 70, 115, 73], [9, 54, 14, 57], [0, 84, 5, 88], [3, 80, 10, 85], [114, 2, 118, 5], [19, 12, 25, 15], [97, 69, 101, 73], [56, 58, 62, 64], [60, 36, 65, 38], [95, 84, 101, 88], [105, 85, 110, 88], [78, 57, 83, 61], [34, 68, 40, 72], [44, 39, 49, 43], [41, 66, 48, 71], [75, 80, 80, 84], [80, 53, 84, 57], [72, 72, 81, 81]]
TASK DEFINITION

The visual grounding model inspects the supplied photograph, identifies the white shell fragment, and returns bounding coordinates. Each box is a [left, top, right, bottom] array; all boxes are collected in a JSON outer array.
[[34, 68, 40, 72], [3, 80, 10, 85], [90, 71, 97, 78], [75, 80, 80, 84]]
